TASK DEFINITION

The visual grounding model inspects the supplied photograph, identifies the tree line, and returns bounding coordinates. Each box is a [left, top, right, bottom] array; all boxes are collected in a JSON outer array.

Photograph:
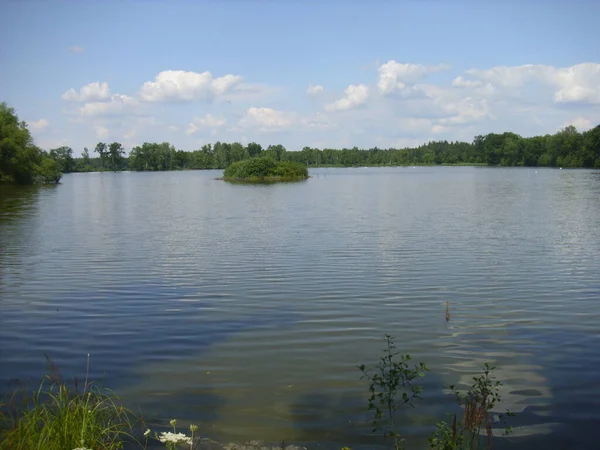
[[2, 102, 599, 184], [61, 125, 599, 174]]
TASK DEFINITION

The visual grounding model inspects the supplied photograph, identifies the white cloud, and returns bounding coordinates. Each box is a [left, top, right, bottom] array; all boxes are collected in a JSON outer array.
[[432, 124, 450, 134], [186, 114, 227, 135], [239, 107, 294, 132], [465, 64, 545, 89], [324, 84, 369, 112], [378, 61, 450, 94], [464, 63, 600, 104], [62, 82, 111, 102], [139, 70, 243, 102], [300, 112, 336, 131], [52, 62, 600, 152], [68, 46, 85, 53], [452, 76, 483, 88], [29, 118, 49, 130], [78, 94, 139, 117], [307, 84, 324, 95], [564, 117, 592, 131], [553, 63, 600, 104], [94, 125, 109, 139], [438, 97, 491, 125]]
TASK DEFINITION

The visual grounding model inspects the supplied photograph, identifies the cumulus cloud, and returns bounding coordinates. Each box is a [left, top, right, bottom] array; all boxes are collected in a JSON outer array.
[[186, 114, 227, 135], [378, 61, 450, 94], [62, 82, 111, 102], [55, 61, 600, 152], [452, 76, 483, 88], [29, 118, 49, 130], [79, 94, 138, 117], [239, 107, 294, 132], [463, 63, 600, 104], [324, 84, 369, 112], [553, 63, 600, 103], [438, 97, 491, 125], [139, 70, 243, 102], [68, 46, 85, 53], [307, 84, 324, 95]]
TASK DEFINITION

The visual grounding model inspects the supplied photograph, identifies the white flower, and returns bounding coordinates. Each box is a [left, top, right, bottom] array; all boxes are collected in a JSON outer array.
[[144, 428, 151, 436], [158, 431, 193, 445]]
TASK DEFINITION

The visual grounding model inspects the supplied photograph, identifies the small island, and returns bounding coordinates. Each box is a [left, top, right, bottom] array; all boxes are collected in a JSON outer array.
[[222, 157, 309, 183]]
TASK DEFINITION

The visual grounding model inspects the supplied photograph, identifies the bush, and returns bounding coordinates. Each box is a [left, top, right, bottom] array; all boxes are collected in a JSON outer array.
[[223, 157, 308, 181], [34, 156, 62, 184]]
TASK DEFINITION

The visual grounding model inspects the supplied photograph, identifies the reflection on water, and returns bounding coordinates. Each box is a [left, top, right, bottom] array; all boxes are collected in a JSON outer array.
[[1, 167, 599, 450]]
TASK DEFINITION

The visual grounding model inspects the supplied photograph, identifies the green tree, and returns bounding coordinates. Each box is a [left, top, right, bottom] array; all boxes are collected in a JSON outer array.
[[94, 142, 107, 170], [108, 142, 125, 171], [582, 125, 600, 167], [246, 142, 263, 158], [0, 102, 61, 184], [49, 146, 75, 173]]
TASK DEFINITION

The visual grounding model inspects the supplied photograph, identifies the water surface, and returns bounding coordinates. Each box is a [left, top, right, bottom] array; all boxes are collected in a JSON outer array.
[[1, 167, 599, 449]]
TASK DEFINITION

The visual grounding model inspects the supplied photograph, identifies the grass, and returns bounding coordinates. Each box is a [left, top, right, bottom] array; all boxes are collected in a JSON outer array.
[[0, 354, 137, 450]]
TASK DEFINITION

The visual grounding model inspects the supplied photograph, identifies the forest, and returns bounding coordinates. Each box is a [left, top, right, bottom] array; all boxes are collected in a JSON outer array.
[[2, 102, 599, 184], [59, 124, 600, 174]]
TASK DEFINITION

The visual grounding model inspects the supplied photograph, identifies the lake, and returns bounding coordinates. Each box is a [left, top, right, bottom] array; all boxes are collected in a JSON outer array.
[[1, 166, 599, 450]]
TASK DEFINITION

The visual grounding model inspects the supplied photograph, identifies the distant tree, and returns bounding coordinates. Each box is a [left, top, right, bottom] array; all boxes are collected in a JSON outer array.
[[108, 142, 125, 171], [49, 146, 75, 172], [246, 142, 262, 158], [94, 142, 107, 170], [265, 144, 286, 161], [582, 125, 600, 167]]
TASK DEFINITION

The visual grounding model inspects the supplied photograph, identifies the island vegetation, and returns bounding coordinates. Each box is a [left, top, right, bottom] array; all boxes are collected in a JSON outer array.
[[222, 157, 309, 182], [2, 101, 600, 185]]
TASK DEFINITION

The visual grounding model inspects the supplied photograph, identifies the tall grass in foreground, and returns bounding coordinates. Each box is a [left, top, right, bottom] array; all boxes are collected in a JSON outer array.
[[0, 354, 136, 450]]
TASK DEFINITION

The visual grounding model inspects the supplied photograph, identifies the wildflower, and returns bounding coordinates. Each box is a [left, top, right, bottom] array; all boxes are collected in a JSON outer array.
[[144, 429, 151, 436], [158, 431, 193, 445], [170, 419, 177, 427], [190, 424, 198, 432]]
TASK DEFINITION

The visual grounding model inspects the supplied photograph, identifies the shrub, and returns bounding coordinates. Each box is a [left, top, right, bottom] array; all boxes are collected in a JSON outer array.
[[358, 335, 429, 450], [223, 157, 308, 181]]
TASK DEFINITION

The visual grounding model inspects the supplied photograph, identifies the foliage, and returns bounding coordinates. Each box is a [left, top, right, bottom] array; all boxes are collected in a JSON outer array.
[[429, 363, 514, 450], [49, 146, 75, 173], [0, 102, 62, 184], [358, 335, 429, 450], [0, 355, 136, 450], [223, 157, 308, 181], [78, 123, 599, 173], [34, 156, 62, 184]]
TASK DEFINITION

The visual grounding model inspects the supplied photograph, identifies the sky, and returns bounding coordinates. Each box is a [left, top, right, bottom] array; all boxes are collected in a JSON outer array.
[[1, 0, 599, 155]]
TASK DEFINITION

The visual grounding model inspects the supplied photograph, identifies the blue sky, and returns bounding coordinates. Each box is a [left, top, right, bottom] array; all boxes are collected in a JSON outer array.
[[1, 0, 599, 155]]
